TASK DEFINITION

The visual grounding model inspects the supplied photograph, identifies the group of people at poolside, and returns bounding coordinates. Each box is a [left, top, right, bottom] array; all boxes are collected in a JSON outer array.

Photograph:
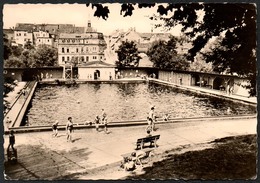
[[7, 106, 164, 170], [52, 106, 168, 142], [121, 105, 170, 172], [146, 106, 169, 132], [52, 109, 109, 142]]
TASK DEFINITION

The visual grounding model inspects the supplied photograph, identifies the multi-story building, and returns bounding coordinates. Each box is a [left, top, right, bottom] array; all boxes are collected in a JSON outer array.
[[104, 27, 173, 66], [3, 29, 15, 43], [33, 30, 54, 47], [13, 29, 34, 46], [57, 21, 107, 66], [107, 27, 172, 53], [8, 23, 85, 48]]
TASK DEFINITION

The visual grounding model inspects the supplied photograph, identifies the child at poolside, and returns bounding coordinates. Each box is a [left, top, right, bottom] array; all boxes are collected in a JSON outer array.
[[52, 120, 59, 137], [66, 117, 74, 142], [7, 130, 15, 152], [123, 157, 136, 171], [94, 115, 100, 132], [163, 113, 170, 121], [101, 109, 109, 134]]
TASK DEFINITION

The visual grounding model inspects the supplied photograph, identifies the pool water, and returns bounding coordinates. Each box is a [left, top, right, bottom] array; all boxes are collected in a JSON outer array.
[[26, 83, 256, 126]]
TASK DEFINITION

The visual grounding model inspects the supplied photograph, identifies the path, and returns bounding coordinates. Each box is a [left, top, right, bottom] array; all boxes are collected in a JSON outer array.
[[4, 117, 257, 180]]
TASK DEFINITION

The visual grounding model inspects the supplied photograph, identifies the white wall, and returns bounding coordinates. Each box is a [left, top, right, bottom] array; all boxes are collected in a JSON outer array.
[[78, 68, 115, 80]]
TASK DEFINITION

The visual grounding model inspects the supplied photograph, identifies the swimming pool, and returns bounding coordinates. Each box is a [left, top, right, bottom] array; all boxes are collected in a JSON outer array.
[[25, 82, 256, 126]]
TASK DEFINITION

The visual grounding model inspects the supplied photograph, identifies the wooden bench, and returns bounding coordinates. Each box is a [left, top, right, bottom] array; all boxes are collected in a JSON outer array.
[[136, 135, 160, 150]]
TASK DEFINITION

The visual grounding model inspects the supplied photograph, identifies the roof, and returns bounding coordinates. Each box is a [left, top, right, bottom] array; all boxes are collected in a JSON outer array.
[[78, 61, 116, 68], [3, 29, 14, 34], [138, 53, 153, 67], [59, 32, 102, 39]]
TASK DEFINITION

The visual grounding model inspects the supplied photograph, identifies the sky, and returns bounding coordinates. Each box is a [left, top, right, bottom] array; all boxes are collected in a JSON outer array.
[[3, 3, 183, 36]]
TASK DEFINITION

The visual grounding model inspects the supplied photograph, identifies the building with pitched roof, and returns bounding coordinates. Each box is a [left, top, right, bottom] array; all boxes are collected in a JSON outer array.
[[78, 61, 116, 80], [57, 20, 107, 66], [13, 29, 34, 46]]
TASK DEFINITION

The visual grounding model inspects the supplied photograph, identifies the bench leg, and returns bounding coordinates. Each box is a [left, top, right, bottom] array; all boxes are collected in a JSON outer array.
[[141, 142, 144, 149], [154, 139, 157, 148]]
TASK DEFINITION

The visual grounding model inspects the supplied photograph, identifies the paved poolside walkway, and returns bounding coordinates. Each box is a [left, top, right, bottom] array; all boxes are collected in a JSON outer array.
[[150, 79, 257, 105], [4, 117, 257, 180]]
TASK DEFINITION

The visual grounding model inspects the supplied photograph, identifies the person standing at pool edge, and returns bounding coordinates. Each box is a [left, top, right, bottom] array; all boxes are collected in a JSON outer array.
[[94, 115, 100, 132], [148, 106, 156, 131], [7, 130, 15, 152], [52, 120, 59, 137], [101, 109, 109, 134], [66, 117, 74, 142]]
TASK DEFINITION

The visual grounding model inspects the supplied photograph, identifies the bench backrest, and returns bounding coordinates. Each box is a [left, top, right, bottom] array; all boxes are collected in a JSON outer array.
[[137, 135, 160, 143]]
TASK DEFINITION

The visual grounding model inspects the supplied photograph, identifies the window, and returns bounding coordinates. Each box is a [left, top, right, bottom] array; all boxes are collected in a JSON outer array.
[[67, 56, 69, 61], [86, 56, 89, 61], [62, 57, 65, 61], [24, 33, 26, 36], [76, 48, 78, 53], [93, 56, 97, 59], [62, 48, 64, 53], [67, 48, 69, 53], [39, 39, 41, 42]]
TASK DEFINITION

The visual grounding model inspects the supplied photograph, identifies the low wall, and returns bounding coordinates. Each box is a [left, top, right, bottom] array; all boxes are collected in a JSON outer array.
[[6, 81, 38, 130], [8, 115, 256, 134]]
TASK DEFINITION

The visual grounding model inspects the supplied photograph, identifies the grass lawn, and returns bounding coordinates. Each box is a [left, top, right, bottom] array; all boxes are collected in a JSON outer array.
[[128, 134, 257, 180]]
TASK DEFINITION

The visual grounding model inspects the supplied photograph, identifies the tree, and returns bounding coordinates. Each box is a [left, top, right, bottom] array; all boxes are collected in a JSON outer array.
[[87, 3, 256, 96], [147, 37, 190, 70], [3, 34, 12, 60], [3, 77, 17, 112], [33, 45, 58, 67], [116, 40, 141, 67], [189, 55, 213, 73], [24, 40, 35, 50], [157, 3, 256, 95], [20, 49, 35, 67], [4, 56, 24, 68], [11, 45, 23, 57]]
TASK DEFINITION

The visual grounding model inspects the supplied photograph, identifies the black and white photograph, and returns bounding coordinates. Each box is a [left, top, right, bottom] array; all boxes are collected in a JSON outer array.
[[2, 2, 258, 180]]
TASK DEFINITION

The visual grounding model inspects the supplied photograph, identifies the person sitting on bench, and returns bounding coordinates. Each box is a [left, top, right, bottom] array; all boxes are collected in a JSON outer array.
[[146, 129, 152, 137], [131, 150, 147, 167], [123, 157, 136, 171]]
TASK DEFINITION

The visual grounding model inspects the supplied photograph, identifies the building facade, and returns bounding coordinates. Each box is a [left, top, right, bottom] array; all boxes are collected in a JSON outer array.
[[33, 31, 54, 47], [158, 69, 252, 97], [13, 30, 33, 46], [78, 61, 116, 80], [57, 21, 107, 66]]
